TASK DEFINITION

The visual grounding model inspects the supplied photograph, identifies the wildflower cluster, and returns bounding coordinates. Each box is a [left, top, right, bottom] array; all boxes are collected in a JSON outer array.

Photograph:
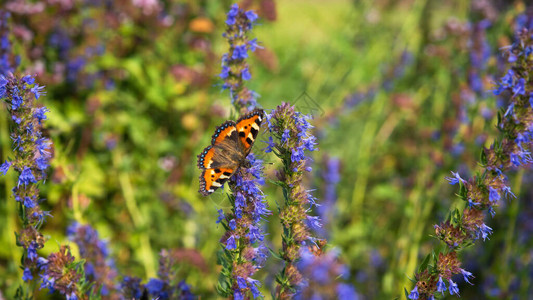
[[67, 222, 119, 298], [220, 3, 261, 114], [213, 5, 271, 299], [217, 153, 270, 299], [265, 102, 321, 298], [0, 74, 51, 284], [408, 25, 533, 300], [38, 246, 85, 300], [120, 250, 195, 299]]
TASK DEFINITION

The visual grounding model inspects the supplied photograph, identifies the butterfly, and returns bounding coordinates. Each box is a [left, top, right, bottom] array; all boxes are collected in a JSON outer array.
[[197, 108, 264, 196]]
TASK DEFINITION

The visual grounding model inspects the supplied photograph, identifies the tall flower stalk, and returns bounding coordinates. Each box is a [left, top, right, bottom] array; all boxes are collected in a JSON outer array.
[[408, 26, 533, 300], [0, 74, 53, 295], [1, 74, 90, 299], [220, 3, 260, 114], [265, 102, 321, 298], [67, 222, 119, 298], [216, 4, 270, 299]]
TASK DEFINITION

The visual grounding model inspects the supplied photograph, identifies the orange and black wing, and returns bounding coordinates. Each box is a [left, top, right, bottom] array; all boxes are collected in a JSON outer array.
[[197, 121, 238, 170], [197, 120, 240, 196], [235, 109, 264, 154], [211, 120, 238, 145], [198, 167, 236, 196]]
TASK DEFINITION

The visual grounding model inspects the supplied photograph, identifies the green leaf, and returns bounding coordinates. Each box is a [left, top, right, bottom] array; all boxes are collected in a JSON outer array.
[[480, 148, 487, 165], [267, 246, 283, 260], [418, 253, 431, 273]]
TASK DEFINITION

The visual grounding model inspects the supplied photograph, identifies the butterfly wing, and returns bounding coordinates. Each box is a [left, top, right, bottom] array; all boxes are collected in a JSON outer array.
[[198, 166, 236, 196], [197, 121, 240, 196], [235, 109, 264, 155], [197, 109, 264, 196]]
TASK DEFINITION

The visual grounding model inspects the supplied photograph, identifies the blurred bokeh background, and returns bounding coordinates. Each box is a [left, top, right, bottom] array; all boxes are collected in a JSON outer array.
[[1, 0, 532, 298]]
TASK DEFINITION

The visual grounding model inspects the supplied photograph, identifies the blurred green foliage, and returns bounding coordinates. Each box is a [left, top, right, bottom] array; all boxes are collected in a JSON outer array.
[[1, 0, 532, 299]]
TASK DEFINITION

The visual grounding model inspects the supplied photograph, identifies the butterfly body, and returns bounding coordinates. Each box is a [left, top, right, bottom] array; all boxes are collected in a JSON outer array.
[[197, 109, 264, 196]]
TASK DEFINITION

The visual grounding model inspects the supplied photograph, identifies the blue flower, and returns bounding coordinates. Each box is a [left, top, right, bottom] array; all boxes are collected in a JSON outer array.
[[12, 115, 21, 124], [225, 235, 237, 250], [501, 69, 514, 87], [448, 279, 460, 295], [236, 276, 247, 289], [22, 267, 33, 281], [281, 128, 290, 144], [178, 281, 195, 300], [488, 206, 496, 217], [145, 278, 165, 294], [18, 167, 37, 186], [36, 138, 51, 157], [460, 268, 474, 285], [477, 223, 493, 240], [291, 147, 305, 163], [220, 65, 230, 79], [245, 10, 258, 23], [253, 201, 269, 223], [66, 292, 77, 300], [306, 215, 322, 231], [226, 4, 239, 26], [229, 219, 236, 230], [488, 186, 500, 203], [337, 283, 359, 299], [246, 277, 262, 299], [30, 84, 46, 99], [234, 192, 246, 209], [27, 241, 38, 261], [467, 198, 481, 207], [248, 38, 261, 52], [36, 157, 49, 171], [0, 160, 10, 175], [11, 93, 23, 110], [216, 209, 225, 224], [436, 276, 447, 294], [232, 45, 248, 60], [303, 135, 317, 151], [246, 225, 263, 243], [241, 67, 251, 80], [252, 244, 269, 266], [502, 185, 516, 199], [264, 136, 275, 153], [22, 75, 35, 85], [23, 196, 35, 209], [39, 273, 55, 291], [34, 107, 49, 124], [510, 152, 521, 166], [512, 78, 526, 96], [408, 286, 419, 299], [445, 171, 464, 185], [37, 257, 49, 269], [0, 75, 7, 87], [234, 289, 244, 300]]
